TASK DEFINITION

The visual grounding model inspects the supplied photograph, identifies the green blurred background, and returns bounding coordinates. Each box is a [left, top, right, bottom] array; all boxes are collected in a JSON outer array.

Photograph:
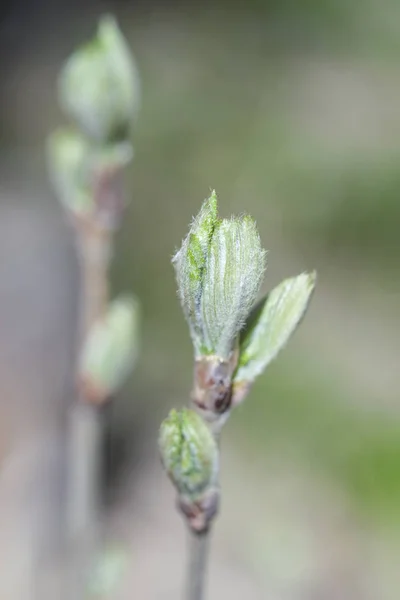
[[1, 0, 400, 597]]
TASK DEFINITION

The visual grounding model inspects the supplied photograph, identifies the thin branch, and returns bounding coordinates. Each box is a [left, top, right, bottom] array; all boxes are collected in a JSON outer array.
[[186, 530, 211, 600], [67, 222, 111, 599], [67, 403, 103, 598]]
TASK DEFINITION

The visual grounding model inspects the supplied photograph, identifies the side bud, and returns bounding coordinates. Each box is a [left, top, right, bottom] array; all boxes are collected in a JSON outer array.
[[46, 128, 92, 218], [172, 191, 218, 356], [159, 408, 218, 499], [47, 128, 133, 228], [79, 295, 140, 404]]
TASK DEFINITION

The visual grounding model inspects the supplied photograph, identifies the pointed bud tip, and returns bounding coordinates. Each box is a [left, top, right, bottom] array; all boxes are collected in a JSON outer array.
[[46, 127, 94, 216], [98, 13, 118, 34], [58, 13, 139, 143]]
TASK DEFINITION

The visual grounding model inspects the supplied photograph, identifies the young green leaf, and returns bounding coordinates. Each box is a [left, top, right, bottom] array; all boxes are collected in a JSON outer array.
[[234, 272, 316, 385], [159, 408, 218, 499], [172, 191, 218, 355], [200, 215, 266, 358], [59, 15, 140, 143]]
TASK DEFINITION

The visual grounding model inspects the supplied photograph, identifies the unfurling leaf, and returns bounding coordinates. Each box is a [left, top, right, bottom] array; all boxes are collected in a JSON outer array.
[[59, 15, 140, 143], [201, 215, 266, 358], [172, 191, 266, 359], [159, 408, 218, 498], [80, 295, 140, 403], [234, 272, 316, 385], [172, 191, 218, 355]]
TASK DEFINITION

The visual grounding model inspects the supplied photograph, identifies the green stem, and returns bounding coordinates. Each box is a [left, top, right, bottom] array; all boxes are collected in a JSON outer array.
[[186, 530, 210, 600], [68, 403, 103, 598]]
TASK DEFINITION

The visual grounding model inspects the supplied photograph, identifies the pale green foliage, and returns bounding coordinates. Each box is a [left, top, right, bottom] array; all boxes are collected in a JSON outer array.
[[159, 408, 218, 497], [93, 140, 134, 172], [47, 128, 93, 216], [172, 191, 218, 355], [80, 295, 140, 397], [59, 15, 140, 143], [201, 215, 266, 358], [47, 127, 133, 218], [235, 272, 316, 384], [173, 192, 266, 358], [87, 547, 128, 597]]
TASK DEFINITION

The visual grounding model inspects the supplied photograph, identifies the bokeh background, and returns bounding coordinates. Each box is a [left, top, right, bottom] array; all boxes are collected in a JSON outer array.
[[1, 0, 400, 598]]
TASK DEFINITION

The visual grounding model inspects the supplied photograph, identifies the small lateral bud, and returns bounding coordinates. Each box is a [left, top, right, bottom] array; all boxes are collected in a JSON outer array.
[[79, 295, 140, 404], [172, 191, 218, 356], [159, 408, 218, 500], [173, 192, 266, 361]]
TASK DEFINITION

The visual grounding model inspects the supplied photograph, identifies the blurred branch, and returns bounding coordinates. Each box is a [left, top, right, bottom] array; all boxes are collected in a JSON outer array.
[[67, 221, 111, 599], [46, 14, 141, 599], [186, 531, 210, 600]]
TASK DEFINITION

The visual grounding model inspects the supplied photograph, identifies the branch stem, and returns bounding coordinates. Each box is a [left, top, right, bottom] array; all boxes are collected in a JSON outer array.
[[186, 530, 211, 600], [67, 221, 111, 599], [67, 403, 103, 598]]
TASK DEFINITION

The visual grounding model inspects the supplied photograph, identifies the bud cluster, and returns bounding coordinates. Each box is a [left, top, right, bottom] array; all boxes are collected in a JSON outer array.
[[159, 191, 316, 531], [47, 16, 141, 404], [47, 15, 140, 229]]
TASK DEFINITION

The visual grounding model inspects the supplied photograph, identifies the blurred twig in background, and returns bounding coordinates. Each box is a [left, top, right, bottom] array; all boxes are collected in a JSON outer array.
[[47, 15, 140, 598]]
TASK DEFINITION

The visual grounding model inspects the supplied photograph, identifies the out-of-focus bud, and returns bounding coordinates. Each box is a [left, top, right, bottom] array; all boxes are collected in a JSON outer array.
[[79, 295, 140, 404], [200, 215, 266, 359], [47, 128, 133, 226], [233, 272, 316, 402], [159, 408, 218, 499], [47, 128, 92, 217], [87, 546, 128, 598], [172, 191, 218, 356], [58, 15, 140, 143]]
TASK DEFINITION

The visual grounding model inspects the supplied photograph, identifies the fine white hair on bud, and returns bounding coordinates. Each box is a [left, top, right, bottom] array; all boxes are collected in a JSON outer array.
[[47, 128, 93, 216], [200, 215, 266, 359], [234, 271, 316, 386], [172, 191, 218, 356], [173, 192, 266, 360], [58, 15, 140, 143]]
